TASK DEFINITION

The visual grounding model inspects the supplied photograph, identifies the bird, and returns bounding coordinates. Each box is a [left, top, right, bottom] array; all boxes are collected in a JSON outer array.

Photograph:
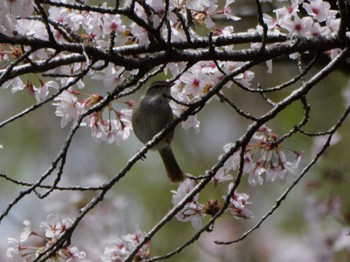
[[131, 81, 185, 182]]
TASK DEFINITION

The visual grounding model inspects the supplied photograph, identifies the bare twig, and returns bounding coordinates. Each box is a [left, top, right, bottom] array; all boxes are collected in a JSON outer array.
[[0, 173, 104, 191]]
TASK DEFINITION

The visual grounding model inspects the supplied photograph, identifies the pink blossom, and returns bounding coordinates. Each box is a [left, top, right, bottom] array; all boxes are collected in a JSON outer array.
[[102, 14, 125, 37], [226, 183, 254, 219], [6, 238, 22, 262], [91, 63, 125, 92], [326, 17, 340, 34], [172, 179, 204, 229], [262, 14, 281, 34], [310, 22, 331, 37], [219, 0, 241, 21], [49, 6, 83, 32], [130, 22, 149, 46], [59, 64, 85, 89], [222, 143, 241, 172], [34, 80, 59, 102], [170, 87, 201, 132], [7, 214, 86, 261], [102, 230, 150, 261], [274, 0, 300, 19], [215, 25, 234, 37], [234, 70, 255, 87], [81, 11, 103, 40], [281, 15, 314, 36], [211, 167, 233, 187], [15, 19, 48, 39], [65, 246, 87, 260], [89, 108, 132, 145], [303, 0, 331, 22], [180, 70, 209, 97], [221, 126, 302, 186], [40, 213, 72, 239], [53, 90, 82, 128], [248, 164, 265, 186], [20, 221, 32, 242], [2, 77, 24, 93]]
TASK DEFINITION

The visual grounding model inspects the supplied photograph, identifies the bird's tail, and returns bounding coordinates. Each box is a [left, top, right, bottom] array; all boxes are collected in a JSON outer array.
[[158, 146, 185, 182]]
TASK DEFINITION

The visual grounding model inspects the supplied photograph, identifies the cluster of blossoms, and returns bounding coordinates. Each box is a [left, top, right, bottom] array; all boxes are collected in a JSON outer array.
[[258, 0, 340, 58], [0, 0, 242, 143], [53, 90, 134, 144], [172, 179, 253, 229], [260, 0, 339, 36], [0, 0, 240, 53], [169, 60, 255, 131], [101, 230, 150, 262], [7, 213, 86, 261], [171, 125, 300, 228], [222, 125, 302, 186]]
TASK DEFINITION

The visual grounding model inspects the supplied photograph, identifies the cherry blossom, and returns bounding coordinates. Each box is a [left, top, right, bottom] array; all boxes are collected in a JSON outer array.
[[7, 214, 86, 261], [101, 230, 150, 262], [88, 106, 132, 144], [226, 183, 254, 219], [59, 64, 85, 89], [281, 15, 314, 36], [220, 126, 302, 186], [6, 238, 22, 262], [179, 70, 211, 97], [246, 126, 302, 185], [53, 90, 83, 128], [274, 0, 300, 19], [310, 22, 331, 37], [20, 220, 33, 242], [48, 6, 83, 32], [211, 167, 233, 187], [2, 77, 24, 93], [326, 17, 340, 34], [102, 14, 125, 37], [91, 63, 125, 92], [302, 0, 331, 22], [40, 213, 73, 239], [34, 80, 59, 102], [221, 0, 241, 21], [15, 19, 48, 39], [170, 87, 201, 132], [172, 179, 204, 229], [130, 22, 150, 46]]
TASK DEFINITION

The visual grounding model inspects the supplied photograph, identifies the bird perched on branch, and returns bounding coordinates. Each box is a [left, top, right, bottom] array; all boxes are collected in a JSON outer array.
[[131, 81, 185, 182]]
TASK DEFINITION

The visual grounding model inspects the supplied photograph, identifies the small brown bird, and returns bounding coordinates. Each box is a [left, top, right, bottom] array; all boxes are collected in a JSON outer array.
[[131, 81, 185, 182]]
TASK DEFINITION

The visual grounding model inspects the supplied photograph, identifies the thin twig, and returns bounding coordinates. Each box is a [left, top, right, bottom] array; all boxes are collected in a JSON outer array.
[[0, 173, 104, 191], [216, 92, 258, 121]]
